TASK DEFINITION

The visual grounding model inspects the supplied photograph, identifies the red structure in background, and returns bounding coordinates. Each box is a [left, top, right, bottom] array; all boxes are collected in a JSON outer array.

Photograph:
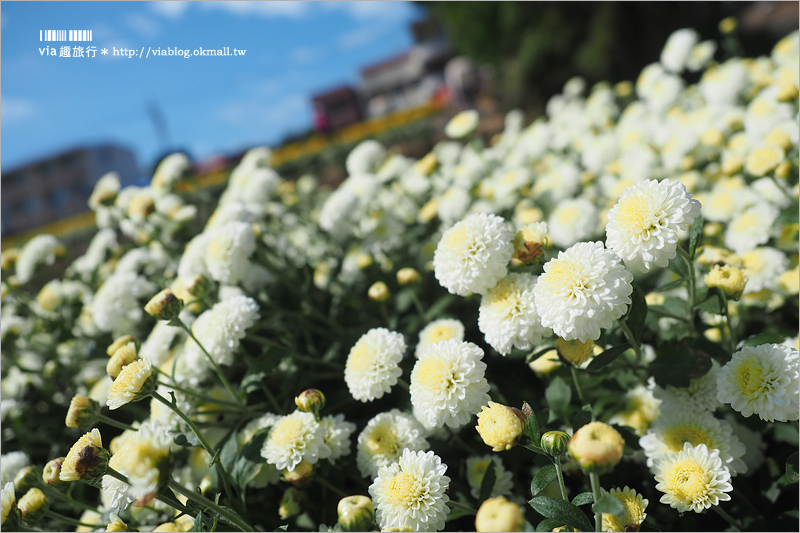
[[311, 86, 363, 133]]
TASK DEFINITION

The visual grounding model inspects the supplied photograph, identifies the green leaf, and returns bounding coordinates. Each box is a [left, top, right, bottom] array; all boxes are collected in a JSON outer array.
[[536, 408, 550, 431], [594, 494, 625, 515], [667, 253, 689, 277], [190, 512, 204, 532], [174, 433, 201, 447], [241, 428, 271, 461], [220, 431, 239, 470], [424, 294, 456, 321], [545, 377, 572, 422], [536, 518, 565, 532], [232, 455, 262, 488], [572, 405, 593, 434], [526, 345, 555, 364], [688, 213, 703, 259], [447, 500, 478, 516], [215, 505, 248, 531], [625, 286, 648, 341], [479, 460, 497, 502], [787, 451, 799, 483], [653, 278, 688, 293], [649, 339, 697, 388], [586, 344, 629, 372], [528, 496, 593, 532], [522, 401, 541, 445], [571, 492, 594, 507], [530, 464, 556, 498], [611, 423, 642, 451]]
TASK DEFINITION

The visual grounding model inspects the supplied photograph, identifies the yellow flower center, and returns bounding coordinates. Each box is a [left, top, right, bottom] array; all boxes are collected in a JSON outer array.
[[271, 417, 305, 448], [385, 470, 425, 507], [425, 325, 456, 344], [365, 424, 400, 457], [665, 459, 709, 504], [207, 235, 229, 261], [485, 279, 522, 319], [546, 260, 592, 300], [708, 193, 735, 213], [663, 425, 716, 453], [556, 206, 581, 225], [733, 213, 758, 233], [734, 357, 768, 398], [415, 357, 456, 393], [443, 225, 478, 256], [347, 343, 374, 374], [617, 196, 664, 236]]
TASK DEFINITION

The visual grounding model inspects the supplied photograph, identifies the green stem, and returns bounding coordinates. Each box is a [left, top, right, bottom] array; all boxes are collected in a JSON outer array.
[[103, 468, 191, 515], [618, 317, 642, 365], [39, 485, 98, 513], [589, 472, 603, 533], [713, 506, 742, 532], [409, 290, 427, 319], [168, 479, 253, 532], [317, 475, 348, 498], [646, 307, 690, 322], [43, 510, 102, 528], [291, 353, 341, 370], [570, 366, 587, 407], [554, 457, 568, 501], [260, 382, 283, 413], [397, 378, 410, 391], [678, 247, 697, 333], [96, 413, 136, 432], [155, 372, 242, 407], [176, 319, 242, 406], [150, 391, 235, 503]]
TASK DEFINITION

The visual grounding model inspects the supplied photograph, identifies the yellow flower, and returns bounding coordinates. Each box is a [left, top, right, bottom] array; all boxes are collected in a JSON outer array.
[[18, 488, 48, 523], [107, 335, 136, 356], [413, 152, 438, 176], [144, 288, 184, 321], [569, 422, 625, 473], [61, 428, 109, 482], [705, 265, 748, 300], [107, 342, 138, 379], [745, 146, 784, 176], [601, 486, 648, 532], [475, 496, 524, 532], [476, 402, 524, 452], [106, 359, 155, 410]]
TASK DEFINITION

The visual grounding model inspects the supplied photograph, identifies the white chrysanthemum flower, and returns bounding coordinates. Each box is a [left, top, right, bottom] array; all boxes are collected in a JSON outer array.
[[319, 187, 360, 240], [346, 140, 386, 175], [15, 234, 61, 284], [140, 321, 183, 367], [437, 186, 472, 226], [107, 358, 154, 410], [182, 295, 259, 373], [717, 343, 799, 422], [725, 415, 766, 475], [445, 110, 479, 139], [205, 222, 257, 285], [357, 409, 430, 479], [660, 28, 699, 73], [600, 486, 649, 532], [1, 481, 15, 525], [548, 198, 599, 249], [91, 271, 157, 336], [415, 319, 465, 358], [0, 451, 30, 487], [741, 247, 789, 293], [724, 202, 779, 255], [344, 328, 406, 402], [609, 382, 661, 436], [640, 408, 747, 475], [69, 229, 118, 279], [653, 443, 732, 513], [369, 449, 450, 532], [102, 420, 172, 510], [533, 242, 633, 342], [478, 273, 549, 356], [652, 359, 722, 414], [260, 411, 331, 471], [606, 179, 701, 273], [433, 213, 514, 296], [410, 339, 490, 429], [465, 455, 514, 499], [686, 40, 717, 71], [152, 153, 190, 190], [320, 414, 356, 464]]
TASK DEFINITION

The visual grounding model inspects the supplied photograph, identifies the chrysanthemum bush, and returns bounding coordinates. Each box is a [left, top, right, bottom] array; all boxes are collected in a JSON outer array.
[[1, 25, 798, 532]]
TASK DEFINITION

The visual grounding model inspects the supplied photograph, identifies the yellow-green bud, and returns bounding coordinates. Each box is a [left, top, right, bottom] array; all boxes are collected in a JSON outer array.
[[13, 466, 41, 494], [171, 274, 212, 313], [568, 422, 625, 474], [128, 195, 155, 219], [705, 265, 748, 300], [65, 395, 100, 429], [0, 249, 19, 271], [106, 335, 136, 357], [152, 522, 181, 532], [368, 281, 390, 302], [144, 289, 184, 321], [512, 224, 550, 264], [540, 431, 570, 458], [106, 516, 132, 532], [414, 152, 438, 176], [475, 496, 524, 532], [283, 460, 314, 486], [18, 488, 48, 523], [719, 17, 737, 34], [475, 402, 525, 452], [60, 428, 110, 483], [337, 495, 375, 532], [279, 487, 303, 520], [396, 267, 421, 285], [107, 343, 138, 380], [42, 458, 66, 487], [1, 482, 20, 529], [555, 337, 595, 367], [295, 389, 326, 417]]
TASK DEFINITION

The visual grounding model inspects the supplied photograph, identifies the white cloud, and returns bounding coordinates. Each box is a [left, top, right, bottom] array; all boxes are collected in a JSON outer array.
[[149, 1, 191, 19], [290, 46, 324, 65], [200, 1, 310, 18], [324, 1, 415, 21], [126, 13, 160, 38], [2, 97, 38, 123], [337, 24, 384, 50]]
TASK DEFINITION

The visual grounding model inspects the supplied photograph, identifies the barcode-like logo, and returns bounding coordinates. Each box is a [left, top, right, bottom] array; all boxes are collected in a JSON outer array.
[[39, 30, 93, 42]]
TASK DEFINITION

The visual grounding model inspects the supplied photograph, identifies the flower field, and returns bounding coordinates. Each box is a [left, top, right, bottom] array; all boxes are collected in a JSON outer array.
[[2, 25, 799, 532]]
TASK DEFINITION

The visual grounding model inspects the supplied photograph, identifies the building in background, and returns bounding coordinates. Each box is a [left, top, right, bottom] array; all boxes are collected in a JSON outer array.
[[1, 144, 139, 236], [311, 86, 363, 133]]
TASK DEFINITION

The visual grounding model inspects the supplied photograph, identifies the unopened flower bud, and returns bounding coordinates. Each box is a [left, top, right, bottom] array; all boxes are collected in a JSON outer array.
[[337, 495, 375, 532], [106, 515, 132, 532], [555, 337, 595, 367], [283, 460, 314, 486], [279, 486, 303, 520], [368, 281, 390, 302], [356, 254, 373, 269], [569, 422, 624, 474], [719, 17, 737, 33], [295, 389, 326, 417], [1, 482, 20, 529], [128, 195, 155, 219], [36, 283, 62, 312], [171, 275, 211, 312], [107, 335, 136, 356], [107, 359, 156, 410], [152, 522, 181, 532], [413, 152, 438, 176], [42, 458, 66, 487], [513, 222, 550, 264], [18, 488, 47, 523], [144, 289, 184, 321], [396, 267, 421, 285], [13, 466, 41, 494], [540, 431, 571, 458], [61, 428, 110, 483], [475, 496, 524, 532], [107, 343, 138, 380], [199, 475, 213, 497], [705, 265, 747, 300], [1, 249, 19, 271], [476, 402, 525, 452]]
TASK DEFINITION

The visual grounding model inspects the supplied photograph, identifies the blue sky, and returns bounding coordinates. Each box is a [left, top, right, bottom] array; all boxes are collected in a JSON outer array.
[[2, 1, 423, 173]]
